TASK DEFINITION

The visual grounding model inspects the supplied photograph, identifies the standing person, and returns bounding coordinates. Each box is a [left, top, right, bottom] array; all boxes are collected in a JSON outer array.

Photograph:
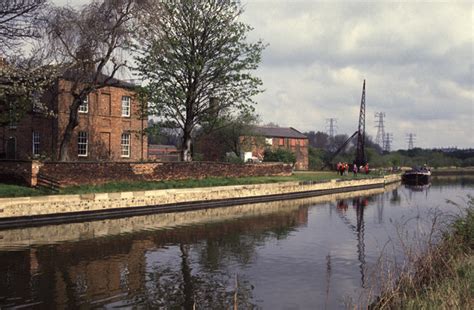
[[336, 162, 341, 175], [353, 163, 358, 176], [344, 163, 349, 175], [365, 163, 369, 174]]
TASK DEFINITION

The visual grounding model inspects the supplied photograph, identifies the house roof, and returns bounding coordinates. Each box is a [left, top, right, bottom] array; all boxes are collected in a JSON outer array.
[[61, 71, 137, 89], [251, 126, 307, 139]]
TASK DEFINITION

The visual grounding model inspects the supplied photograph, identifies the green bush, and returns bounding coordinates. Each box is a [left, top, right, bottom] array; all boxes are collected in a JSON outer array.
[[263, 148, 296, 164]]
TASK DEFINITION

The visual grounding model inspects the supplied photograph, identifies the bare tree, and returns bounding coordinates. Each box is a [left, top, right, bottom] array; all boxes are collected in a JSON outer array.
[[0, 0, 46, 54], [136, 0, 265, 161], [45, 0, 143, 161]]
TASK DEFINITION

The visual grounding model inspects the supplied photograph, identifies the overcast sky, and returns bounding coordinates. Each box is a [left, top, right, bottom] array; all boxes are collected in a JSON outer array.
[[53, 0, 473, 150]]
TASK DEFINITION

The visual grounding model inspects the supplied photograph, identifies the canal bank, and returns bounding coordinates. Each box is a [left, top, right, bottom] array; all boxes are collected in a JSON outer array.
[[0, 174, 401, 229], [0, 186, 394, 249]]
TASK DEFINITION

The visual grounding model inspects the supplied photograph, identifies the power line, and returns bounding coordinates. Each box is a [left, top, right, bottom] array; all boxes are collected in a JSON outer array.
[[374, 112, 385, 150], [384, 133, 393, 152], [406, 133, 416, 150], [326, 118, 337, 138]]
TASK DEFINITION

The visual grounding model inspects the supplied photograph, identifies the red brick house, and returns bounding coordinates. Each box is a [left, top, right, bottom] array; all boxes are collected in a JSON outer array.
[[245, 126, 309, 170], [0, 77, 147, 161]]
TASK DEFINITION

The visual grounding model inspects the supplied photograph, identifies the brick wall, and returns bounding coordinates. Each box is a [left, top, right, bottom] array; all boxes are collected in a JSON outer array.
[[0, 160, 42, 186], [250, 137, 309, 170], [35, 161, 292, 187], [56, 80, 148, 161], [0, 80, 147, 162]]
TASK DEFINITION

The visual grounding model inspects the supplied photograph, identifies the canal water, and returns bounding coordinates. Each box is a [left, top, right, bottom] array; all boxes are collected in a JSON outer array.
[[0, 177, 472, 309]]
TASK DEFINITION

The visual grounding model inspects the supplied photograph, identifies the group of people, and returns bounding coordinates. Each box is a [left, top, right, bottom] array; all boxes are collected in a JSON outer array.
[[336, 162, 370, 176]]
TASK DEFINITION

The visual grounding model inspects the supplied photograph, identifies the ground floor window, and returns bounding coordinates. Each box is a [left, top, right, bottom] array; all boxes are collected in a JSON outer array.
[[32, 132, 40, 156], [78, 131, 88, 157], [6, 137, 16, 159], [121, 133, 130, 157]]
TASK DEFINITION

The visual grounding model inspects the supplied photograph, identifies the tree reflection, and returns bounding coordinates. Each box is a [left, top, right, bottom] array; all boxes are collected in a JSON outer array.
[[5, 206, 308, 309]]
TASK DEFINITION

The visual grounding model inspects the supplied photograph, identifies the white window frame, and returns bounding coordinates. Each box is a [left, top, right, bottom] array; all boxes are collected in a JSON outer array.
[[79, 96, 88, 113], [121, 96, 131, 117], [121, 133, 131, 158], [77, 131, 88, 157], [32, 132, 40, 157]]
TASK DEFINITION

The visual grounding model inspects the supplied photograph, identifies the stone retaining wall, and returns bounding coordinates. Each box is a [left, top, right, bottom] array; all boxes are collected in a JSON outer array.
[[0, 187, 390, 249], [0, 175, 401, 220]]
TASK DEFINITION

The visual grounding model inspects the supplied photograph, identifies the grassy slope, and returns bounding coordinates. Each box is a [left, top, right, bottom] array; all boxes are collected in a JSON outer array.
[[372, 203, 474, 309], [0, 171, 380, 197]]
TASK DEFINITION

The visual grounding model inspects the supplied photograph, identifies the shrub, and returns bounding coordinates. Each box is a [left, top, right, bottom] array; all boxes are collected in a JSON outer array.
[[263, 148, 296, 165]]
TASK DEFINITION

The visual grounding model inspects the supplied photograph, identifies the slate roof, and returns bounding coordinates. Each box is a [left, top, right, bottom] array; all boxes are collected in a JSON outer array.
[[61, 71, 137, 89], [250, 126, 307, 139]]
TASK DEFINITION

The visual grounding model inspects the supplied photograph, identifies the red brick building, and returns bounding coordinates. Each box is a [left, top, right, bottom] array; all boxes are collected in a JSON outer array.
[[0, 78, 147, 161], [245, 126, 309, 170]]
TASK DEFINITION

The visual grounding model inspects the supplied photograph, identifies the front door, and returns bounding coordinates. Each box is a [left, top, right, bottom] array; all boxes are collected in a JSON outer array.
[[6, 137, 16, 159]]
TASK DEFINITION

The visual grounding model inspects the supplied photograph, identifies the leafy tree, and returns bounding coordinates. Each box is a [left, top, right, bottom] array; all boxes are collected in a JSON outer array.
[[147, 118, 182, 146], [195, 111, 260, 161], [44, 0, 143, 161], [305, 131, 329, 149], [263, 148, 296, 165], [331, 134, 352, 153], [136, 0, 265, 161]]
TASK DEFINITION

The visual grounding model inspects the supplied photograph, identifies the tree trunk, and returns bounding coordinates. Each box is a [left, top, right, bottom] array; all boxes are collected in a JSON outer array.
[[58, 98, 81, 161], [181, 132, 192, 162]]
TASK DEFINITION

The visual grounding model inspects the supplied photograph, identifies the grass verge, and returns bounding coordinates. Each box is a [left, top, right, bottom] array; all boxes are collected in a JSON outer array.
[[0, 170, 381, 197], [371, 198, 474, 309], [0, 183, 50, 198]]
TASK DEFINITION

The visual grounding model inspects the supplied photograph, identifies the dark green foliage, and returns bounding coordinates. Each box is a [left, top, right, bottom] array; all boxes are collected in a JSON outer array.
[[310, 145, 474, 169], [194, 111, 260, 161], [263, 148, 296, 165]]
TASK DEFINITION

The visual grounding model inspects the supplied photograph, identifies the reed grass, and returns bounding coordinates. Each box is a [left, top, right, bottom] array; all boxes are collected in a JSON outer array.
[[370, 197, 474, 309]]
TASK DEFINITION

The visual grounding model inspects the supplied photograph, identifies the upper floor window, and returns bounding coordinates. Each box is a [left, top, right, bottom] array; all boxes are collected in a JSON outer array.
[[79, 96, 88, 113], [32, 132, 40, 156], [77, 131, 88, 157], [8, 102, 17, 128], [278, 138, 284, 146], [121, 96, 131, 117], [121, 133, 131, 157]]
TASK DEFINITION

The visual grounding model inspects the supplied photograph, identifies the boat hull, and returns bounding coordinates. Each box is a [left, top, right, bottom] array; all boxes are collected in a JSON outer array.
[[402, 172, 431, 185]]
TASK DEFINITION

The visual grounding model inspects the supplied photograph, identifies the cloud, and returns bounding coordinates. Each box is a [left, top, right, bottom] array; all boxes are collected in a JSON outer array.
[[50, 0, 473, 149], [242, 0, 473, 149]]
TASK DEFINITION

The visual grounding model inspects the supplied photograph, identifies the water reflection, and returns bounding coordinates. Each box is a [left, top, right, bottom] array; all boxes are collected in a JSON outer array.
[[0, 179, 472, 309], [335, 197, 370, 288], [0, 194, 337, 309]]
